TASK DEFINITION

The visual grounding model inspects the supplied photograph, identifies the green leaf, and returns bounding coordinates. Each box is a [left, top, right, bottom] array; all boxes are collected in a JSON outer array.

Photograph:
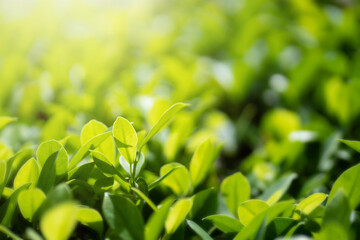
[[102, 193, 144, 240], [339, 139, 360, 153], [0, 117, 16, 131], [112, 116, 138, 164], [186, 219, 213, 240], [136, 130, 147, 149], [160, 163, 191, 196], [18, 188, 46, 222], [13, 157, 40, 189], [0, 183, 30, 227], [190, 188, 214, 218], [237, 200, 269, 226], [37, 140, 68, 176], [259, 173, 297, 204], [165, 198, 193, 235], [323, 189, 350, 228], [0, 160, 6, 196], [77, 206, 103, 235], [140, 103, 188, 149], [69, 131, 112, 169], [266, 200, 295, 221], [190, 138, 221, 187], [293, 193, 327, 219], [220, 172, 250, 216], [315, 223, 350, 240], [145, 198, 173, 240], [234, 200, 294, 240], [6, 148, 34, 185], [265, 217, 296, 239], [148, 167, 179, 191], [40, 202, 78, 240], [328, 163, 360, 210], [91, 150, 118, 175], [254, 217, 267, 240], [37, 151, 57, 193], [203, 215, 243, 233], [81, 120, 115, 165], [68, 162, 95, 181]]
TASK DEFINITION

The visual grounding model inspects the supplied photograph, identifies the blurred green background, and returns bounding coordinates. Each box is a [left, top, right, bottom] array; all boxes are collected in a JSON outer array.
[[1, 0, 360, 189]]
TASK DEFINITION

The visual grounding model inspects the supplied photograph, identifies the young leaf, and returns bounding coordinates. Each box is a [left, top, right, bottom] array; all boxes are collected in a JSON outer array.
[[145, 198, 173, 240], [328, 163, 360, 210], [91, 150, 128, 188], [77, 206, 103, 235], [140, 103, 188, 149], [293, 193, 327, 219], [220, 172, 250, 216], [102, 193, 144, 240], [13, 158, 40, 189], [81, 120, 115, 165], [160, 163, 191, 196], [36, 140, 68, 176], [112, 117, 138, 164], [203, 215, 243, 233], [186, 219, 213, 240], [40, 202, 78, 240], [339, 139, 360, 153], [238, 200, 269, 226], [190, 138, 221, 187], [165, 198, 193, 235], [69, 131, 112, 169], [18, 188, 46, 222]]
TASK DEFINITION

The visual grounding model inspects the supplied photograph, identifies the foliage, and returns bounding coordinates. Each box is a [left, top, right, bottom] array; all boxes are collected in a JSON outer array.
[[1, 0, 360, 239]]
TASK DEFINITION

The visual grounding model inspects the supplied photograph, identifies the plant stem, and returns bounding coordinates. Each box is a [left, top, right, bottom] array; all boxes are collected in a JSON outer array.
[[131, 187, 158, 212], [0, 225, 22, 240]]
